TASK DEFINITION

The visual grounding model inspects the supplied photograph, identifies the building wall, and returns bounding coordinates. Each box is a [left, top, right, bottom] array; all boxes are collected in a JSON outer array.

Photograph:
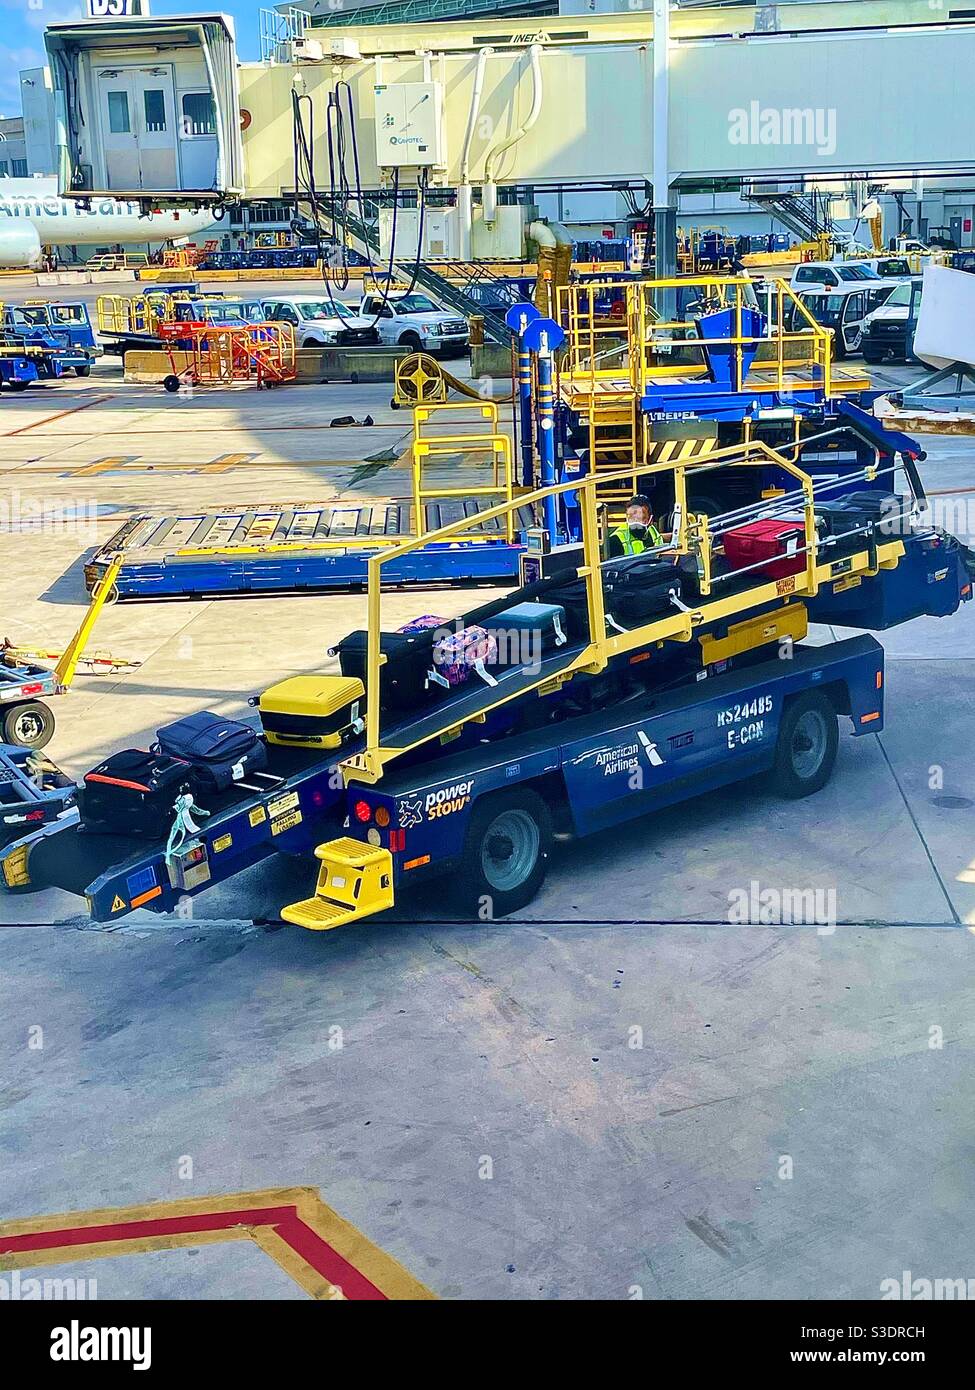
[[0, 118, 29, 180]]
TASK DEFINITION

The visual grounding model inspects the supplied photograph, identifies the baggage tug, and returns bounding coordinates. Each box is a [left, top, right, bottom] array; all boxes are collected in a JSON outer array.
[[2, 433, 970, 927]]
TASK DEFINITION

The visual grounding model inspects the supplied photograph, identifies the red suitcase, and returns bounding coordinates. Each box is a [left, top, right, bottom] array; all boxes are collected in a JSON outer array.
[[722, 519, 806, 580]]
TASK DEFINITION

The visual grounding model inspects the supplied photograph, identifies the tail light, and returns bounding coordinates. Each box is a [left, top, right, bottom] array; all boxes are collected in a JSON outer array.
[[353, 799, 372, 824]]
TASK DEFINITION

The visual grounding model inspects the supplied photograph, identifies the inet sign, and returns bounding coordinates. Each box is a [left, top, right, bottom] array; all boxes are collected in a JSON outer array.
[[86, 0, 152, 16]]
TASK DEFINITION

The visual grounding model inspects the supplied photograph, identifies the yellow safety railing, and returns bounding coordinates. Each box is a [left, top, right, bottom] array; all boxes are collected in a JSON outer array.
[[96, 293, 187, 335], [558, 275, 832, 401], [86, 252, 150, 272], [411, 402, 515, 544], [339, 438, 905, 787]]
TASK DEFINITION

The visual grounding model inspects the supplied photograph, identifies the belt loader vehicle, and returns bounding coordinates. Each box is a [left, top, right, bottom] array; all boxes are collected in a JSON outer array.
[[2, 436, 970, 927]]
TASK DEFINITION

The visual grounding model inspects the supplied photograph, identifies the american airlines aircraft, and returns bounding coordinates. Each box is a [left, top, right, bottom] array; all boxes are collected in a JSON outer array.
[[0, 176, 219, 268]]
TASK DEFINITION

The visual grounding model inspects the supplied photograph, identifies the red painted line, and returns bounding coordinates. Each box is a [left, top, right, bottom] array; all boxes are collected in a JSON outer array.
[[276, 1215, 387, 1301], [5, 394, 114, 437], [0, 1203, 388, 1300]]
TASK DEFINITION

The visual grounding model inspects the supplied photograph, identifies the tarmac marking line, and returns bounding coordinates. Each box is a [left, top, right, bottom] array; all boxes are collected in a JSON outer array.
[[0, 1186, 434, 1301], [3, 394, 115, 437]]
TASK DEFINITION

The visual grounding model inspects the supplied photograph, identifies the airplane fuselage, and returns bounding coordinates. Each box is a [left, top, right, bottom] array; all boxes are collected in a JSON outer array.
[[0, 177, 218, 256]]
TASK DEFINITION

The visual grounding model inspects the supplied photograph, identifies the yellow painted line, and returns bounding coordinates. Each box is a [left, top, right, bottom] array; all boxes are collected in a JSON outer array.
[[71, 456, 138, 477], [200, 452, 259, 473], [0, 1186, 435, 1301]]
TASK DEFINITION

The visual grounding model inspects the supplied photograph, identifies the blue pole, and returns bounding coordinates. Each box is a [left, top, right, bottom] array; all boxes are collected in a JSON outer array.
[[518, 342, 533, 487], [536, 343, 559, 540]]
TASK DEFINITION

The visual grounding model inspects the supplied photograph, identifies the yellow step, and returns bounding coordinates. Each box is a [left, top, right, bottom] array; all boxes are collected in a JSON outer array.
[[280, 837, 394, 932]]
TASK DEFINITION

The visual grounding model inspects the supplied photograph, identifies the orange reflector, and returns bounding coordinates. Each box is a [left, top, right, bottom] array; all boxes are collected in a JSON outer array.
[[629, 651, 650, 664], [963, 584, 972, 597], [876, 670, 883, 689], [404, 855, 430, 870], [861, 711, 881, 724], [375, 806, 390, 827]]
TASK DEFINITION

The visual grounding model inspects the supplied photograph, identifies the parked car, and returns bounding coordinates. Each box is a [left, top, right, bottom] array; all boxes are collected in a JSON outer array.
[[785, 283, 892, 359], [790, 261, 883, 291], [357, 290, 469, 357], [861, 278, 923, 364], [260, 297, 380, 347]]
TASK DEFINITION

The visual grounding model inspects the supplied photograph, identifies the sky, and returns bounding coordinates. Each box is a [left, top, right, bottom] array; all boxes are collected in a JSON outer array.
[[0, 0, 264, 117]]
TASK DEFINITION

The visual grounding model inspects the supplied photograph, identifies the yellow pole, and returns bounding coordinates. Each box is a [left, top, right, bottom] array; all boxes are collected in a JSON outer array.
[[54, 552, 124, 689]]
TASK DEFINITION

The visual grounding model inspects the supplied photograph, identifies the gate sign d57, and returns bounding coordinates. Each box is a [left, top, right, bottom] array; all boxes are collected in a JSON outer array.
[[87, 0, 152, 17]]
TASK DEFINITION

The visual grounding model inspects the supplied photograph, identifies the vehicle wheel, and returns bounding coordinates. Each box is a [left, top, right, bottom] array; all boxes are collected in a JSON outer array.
[[399, 331, 422, 352], [304, 338, 323, 347], [686, 492, 724, 520], [769, 691, 838, 800], [862, 350, 882, 364], [163, 375, 181, 393], [452, 789, 552, 919], [75, 364, 91, 377], [2, 701, 55, 750], [390, 398, 401, 410]]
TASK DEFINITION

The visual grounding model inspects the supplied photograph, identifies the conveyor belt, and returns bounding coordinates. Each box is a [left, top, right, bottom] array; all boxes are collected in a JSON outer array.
[[87, 500, 536, 598]]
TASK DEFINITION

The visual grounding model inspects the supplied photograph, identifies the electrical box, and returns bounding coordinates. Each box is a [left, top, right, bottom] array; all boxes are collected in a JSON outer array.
[[374, 82, 444, 168]]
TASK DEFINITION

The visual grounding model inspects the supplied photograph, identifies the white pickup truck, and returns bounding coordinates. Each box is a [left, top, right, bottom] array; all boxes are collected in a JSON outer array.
[[260, 296, 380, 347], [358, 290, 469, 357]]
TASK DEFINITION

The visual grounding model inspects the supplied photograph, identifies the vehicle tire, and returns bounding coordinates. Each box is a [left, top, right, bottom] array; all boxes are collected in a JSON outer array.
[[75, 364, 92, 377], [399, 331, 422, 352], [862, 350, 882, 364], [2, 701, 55, 750], [686, 491, 724, 520], [163, 375, 181, 393], [304, 337, 323, 347], [769, 691, 838, 800], [452, 789, 552, 919]]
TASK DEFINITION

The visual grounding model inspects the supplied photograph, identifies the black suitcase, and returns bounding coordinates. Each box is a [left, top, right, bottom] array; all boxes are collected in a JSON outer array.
[[542, 576, 594, 642], [154, 711, 267, 793], [814, 501, 866, 540], [602, 555, 682, 627], [836, 490, 906, 539], [79, 749, 193, 838], [330, 629, 441, 712]]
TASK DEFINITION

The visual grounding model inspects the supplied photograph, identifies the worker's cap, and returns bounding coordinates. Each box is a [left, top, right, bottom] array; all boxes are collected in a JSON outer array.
[[626, 495, 652, 512]]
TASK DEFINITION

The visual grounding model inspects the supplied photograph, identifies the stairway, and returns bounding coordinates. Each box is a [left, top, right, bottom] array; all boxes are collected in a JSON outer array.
[[584, 384, 640, 517], [745, 189, 840, 245], [310, 196, 513, 343]]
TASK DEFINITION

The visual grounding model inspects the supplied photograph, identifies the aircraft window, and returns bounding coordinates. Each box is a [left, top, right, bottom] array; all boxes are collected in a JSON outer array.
[[181, 92, 217, 138], [144, 90, 167, 134], [108, 91, 131, 135]]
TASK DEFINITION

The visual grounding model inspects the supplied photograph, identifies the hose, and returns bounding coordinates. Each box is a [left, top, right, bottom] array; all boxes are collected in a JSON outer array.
[[482, 45, 543, 225]]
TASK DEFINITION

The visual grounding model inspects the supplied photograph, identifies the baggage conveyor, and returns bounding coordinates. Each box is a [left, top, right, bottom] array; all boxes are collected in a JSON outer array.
[[86, 499, 540, 599], [5, 437, 971, 926]]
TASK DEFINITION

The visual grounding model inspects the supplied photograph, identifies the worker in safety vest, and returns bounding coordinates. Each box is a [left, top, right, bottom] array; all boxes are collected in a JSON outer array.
[[608, 495, 663, 558]]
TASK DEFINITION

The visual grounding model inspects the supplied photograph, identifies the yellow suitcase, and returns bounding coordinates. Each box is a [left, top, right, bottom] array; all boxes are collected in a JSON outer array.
[[258, 674, 364, 750]]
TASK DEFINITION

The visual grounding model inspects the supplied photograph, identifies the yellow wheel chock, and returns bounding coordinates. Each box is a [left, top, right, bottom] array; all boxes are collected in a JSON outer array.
[[280, 837, 394, 931]]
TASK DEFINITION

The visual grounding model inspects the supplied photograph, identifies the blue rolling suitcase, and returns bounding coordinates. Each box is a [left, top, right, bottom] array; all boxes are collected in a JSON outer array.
[[154, 711, 267, 793]]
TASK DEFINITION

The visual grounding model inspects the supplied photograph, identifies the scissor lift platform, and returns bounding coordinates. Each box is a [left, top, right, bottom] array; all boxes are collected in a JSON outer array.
[[86, 499, 538, 599]]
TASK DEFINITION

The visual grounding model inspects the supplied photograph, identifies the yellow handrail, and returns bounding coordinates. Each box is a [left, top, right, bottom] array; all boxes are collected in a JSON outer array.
[[341, 438, 850, 786]]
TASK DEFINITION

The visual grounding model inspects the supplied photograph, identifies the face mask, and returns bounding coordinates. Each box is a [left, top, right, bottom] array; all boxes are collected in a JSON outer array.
[[628, 523, 648, 540]]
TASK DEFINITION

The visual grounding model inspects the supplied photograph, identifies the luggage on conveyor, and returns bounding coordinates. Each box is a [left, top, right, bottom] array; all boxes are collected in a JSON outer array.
[[330, 629, 440, 712], [429, 625, 498, 688], [79, 750, 193, 838], [814, 501, 867, 540], [484, 601, 568, 665], [397, 614, 447, 635], [835, 490, 906, 539], [258, 675, 364, 750], [154, 711, 267, 792], [722, 519, 806, 580], [602, 554, 683, 626], [537, 576, 591, 642]]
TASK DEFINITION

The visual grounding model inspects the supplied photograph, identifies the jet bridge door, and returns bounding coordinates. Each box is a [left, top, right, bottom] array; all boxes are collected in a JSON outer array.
[[97, 65, 178, 192]]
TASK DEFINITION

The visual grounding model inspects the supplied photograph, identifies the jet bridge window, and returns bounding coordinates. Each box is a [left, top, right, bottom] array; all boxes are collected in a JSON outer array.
[[181, 92, 217, 139], [144, 89, 167, 134], [107, 90, 130, 134]]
